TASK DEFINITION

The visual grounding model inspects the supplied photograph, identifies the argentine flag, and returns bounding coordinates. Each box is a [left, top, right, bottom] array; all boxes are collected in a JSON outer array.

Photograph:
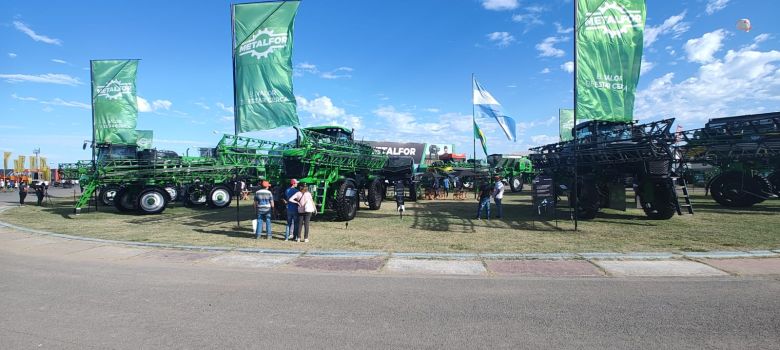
[[472, 77, 517, 142]]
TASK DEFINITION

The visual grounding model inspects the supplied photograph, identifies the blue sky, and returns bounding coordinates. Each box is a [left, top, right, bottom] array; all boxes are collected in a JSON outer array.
[[1, 0, 779, 166]]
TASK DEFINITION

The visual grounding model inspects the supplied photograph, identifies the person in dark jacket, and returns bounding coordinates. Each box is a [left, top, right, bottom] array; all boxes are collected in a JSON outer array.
[[18, 181, 29, 206], [35, 183, 46, 206], [475, 182, 492, 220]]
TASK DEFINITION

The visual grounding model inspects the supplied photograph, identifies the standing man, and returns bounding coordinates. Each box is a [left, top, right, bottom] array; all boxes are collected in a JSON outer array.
[[492, 175, 505, 219], [475, 181, 491, 220], [18, 181, 28, 206], [443, 176, 450, 199], [253, 181, 274, 239], [35, 183, 46, 206], [283, 179, 300, 241]]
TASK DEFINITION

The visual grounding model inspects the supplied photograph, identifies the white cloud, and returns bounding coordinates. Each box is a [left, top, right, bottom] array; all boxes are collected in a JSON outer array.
[[512, 13, 544, 27], [684, 29, 727, 63], [424, 108, 440, 113], [554, 22, 573, 34], [137, 97, 173, 113], [320, 71, 352, 79], [8, 53, 17, 58], [137, 97, 151, 112], [295, 62, 353, 79], [152, 100, 172, 111], [640, 59, 655, 76], [297, 96, 362, 129], [51, 59, 67, 64], [194, 102, 210, 110], [13, 21, 62, 45], [11, 93, 37, 101], [540, 68, 551, 74], [217, 102, 234, 114], [536, 36, 567, 57], [481, 0, 518, 11], [635, 47, 780, 124], [0, 73, 81, 86], [41, 98, 89, 109], [745, 34, 771, 50], [373, 106, 445, 135], [11, 93, 88, 109], [644, 11, 690, 48], [705, 0, 730, 15], [531, 134, 558, 145], [561, 61, 573, 73], [486, 32, 515, 47]]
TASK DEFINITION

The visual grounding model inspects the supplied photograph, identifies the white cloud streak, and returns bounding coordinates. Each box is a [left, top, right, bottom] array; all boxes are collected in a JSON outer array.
[[644, 11, 690, 48], [536, 36, 568, 57], [705, 0, 730, 15], [684, 29, 727, 64], [0, 73, 81, 86], [486, 32, 515, 47], [481, 0, 518, 11], [13, 21, 62, 45]]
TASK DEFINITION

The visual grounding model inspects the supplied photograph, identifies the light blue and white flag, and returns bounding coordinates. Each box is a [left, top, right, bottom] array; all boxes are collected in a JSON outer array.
[[472, 77, 517, 142]]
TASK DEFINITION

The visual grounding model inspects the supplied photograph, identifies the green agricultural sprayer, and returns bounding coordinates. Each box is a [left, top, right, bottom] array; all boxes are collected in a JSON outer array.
[[59, 125, 414, 220], [529, 118, 687, 220], [678, 112, 780, 207], [486, 154, 534, 192]]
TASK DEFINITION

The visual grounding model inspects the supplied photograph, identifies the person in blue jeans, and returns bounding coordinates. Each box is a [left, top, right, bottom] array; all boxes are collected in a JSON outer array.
[[253, 181, 274, 239], [475, 182, 492, 220], [284, 179, 300, 241]]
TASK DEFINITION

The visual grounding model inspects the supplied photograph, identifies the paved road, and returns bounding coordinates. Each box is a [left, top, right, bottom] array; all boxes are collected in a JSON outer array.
[[1, 251, 779, 349]]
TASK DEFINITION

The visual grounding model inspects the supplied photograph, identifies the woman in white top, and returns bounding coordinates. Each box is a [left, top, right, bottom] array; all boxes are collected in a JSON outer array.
[[289, 183, 316, 242]]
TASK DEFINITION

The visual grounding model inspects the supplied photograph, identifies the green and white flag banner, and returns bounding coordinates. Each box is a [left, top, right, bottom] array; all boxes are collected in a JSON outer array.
[[576, 0, 645, 122], [559, 109, 574, 142], [233, 0, 300, 133], [135, 130, 153, 150], [91, 59, 139, 144]]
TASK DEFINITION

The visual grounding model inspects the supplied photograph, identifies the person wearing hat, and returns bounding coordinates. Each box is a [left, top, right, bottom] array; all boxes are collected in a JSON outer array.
[[283, 179, 301, 241], [253, 180, 275, 239], [492, 175, 505, 219]]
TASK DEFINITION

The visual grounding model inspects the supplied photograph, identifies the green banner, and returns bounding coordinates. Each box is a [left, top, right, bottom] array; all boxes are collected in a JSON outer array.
[[233, 1, 300, 133], [474, 121, 488, 156], [559, 109, 574, 141], [135, 130, 153, 150], [91, 60, 139, 144], [576, 0, 645, 122]]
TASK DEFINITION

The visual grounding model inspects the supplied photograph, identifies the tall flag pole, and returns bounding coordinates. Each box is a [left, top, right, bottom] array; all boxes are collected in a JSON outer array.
[[472, 74, 476, 174], [573, 0, 579, 231], [232, 0, 301, 134]]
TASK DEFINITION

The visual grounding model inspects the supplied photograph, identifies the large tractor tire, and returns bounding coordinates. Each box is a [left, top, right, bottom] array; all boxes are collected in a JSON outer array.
[[709, 171, 769, 207], [113, 187, 137, 213], [206, 185, 233, 208], [569, 175, 598, 220], [769, 171, 780, 196], [639, 178, 677, 220], [367, 178, 383, 210], [136, 187, 169, 215], [335, 179, 359, 221], [164, 185, 179, 202], [99, 185, 120, 206], [183, 187, 207, 207], [509, 176, 523, 193]]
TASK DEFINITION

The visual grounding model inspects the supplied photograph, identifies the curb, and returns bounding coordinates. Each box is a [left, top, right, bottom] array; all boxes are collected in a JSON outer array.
[[1, 206, 779, 261]]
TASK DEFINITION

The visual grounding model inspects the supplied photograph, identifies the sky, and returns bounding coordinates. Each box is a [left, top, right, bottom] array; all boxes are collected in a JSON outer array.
[[1, 0, 779, 166]]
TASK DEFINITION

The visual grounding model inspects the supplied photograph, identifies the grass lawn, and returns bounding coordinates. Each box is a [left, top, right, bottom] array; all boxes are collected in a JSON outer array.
[[1, 188, 778, 253]]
